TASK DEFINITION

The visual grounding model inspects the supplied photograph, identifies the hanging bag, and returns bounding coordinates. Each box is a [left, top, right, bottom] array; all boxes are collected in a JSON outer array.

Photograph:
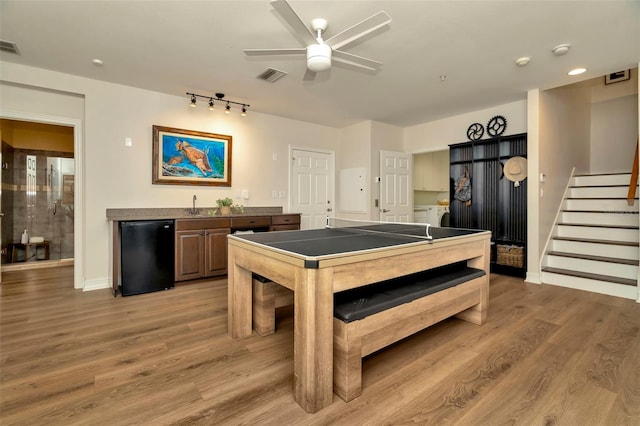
[[454, 168, 472, 206]]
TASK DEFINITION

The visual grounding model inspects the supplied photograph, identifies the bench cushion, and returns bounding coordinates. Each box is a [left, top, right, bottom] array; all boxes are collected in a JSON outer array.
[[334, 262, 485, 323]]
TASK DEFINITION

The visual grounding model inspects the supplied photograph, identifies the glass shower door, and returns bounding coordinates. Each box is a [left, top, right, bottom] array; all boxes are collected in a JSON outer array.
[[46, 157, 74, 260]]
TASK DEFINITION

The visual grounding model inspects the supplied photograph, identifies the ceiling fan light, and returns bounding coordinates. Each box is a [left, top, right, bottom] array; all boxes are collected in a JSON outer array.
[[306, 43, 331, 72]]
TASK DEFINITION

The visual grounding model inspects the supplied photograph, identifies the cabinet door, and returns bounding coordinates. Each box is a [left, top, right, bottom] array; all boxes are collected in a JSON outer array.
[[204, 228, 230, 277], [175, 230, 205, 281], [413, 154, 429, 190], [433, 150, 450, 191]]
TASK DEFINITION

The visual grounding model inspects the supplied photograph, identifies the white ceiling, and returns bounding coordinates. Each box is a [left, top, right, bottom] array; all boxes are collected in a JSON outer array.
[[1, 1, 638, 128]]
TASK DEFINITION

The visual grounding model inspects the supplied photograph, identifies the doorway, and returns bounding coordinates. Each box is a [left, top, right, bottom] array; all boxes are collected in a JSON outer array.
[[290, 147, 335, 230], [1, 119, 74, 268]]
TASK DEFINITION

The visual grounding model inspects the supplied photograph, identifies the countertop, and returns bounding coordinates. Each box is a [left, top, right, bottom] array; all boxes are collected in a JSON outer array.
[[106, 207, 292, 221]]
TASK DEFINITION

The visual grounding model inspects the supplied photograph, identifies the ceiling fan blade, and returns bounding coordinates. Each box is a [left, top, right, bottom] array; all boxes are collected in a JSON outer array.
[[244, 48, 306, 56], [325, 11, 391, 51], [333, 50, 382, 71], [303, 69, 317, 81], [271, 0, 317, 46]]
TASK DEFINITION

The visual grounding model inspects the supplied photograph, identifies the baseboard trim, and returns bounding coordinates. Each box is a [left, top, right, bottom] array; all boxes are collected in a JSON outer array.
[[83, 277, 111, 292], [525, 272, 541, 284]]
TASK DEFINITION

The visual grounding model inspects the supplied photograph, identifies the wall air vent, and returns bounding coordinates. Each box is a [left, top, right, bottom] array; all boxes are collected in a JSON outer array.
[[257, 68, 287, 83], [0, 40, 20, 55]]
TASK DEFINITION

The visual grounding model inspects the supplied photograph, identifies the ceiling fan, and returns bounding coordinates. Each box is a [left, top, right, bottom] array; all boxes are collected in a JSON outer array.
[[244, 0, 391, 80]]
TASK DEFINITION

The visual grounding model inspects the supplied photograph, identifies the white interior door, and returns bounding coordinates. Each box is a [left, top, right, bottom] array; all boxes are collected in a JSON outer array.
[[379, 150, 412, 222], [290, 148, 335, 229]]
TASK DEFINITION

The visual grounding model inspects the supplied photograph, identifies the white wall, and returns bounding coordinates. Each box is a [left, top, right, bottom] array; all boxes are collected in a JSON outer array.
[[404, 100, 527, 153], [590, 69, 638, 173], [591, 95, 638, 173], [337, 120, 403, 221], [337, 121, 371, 219], [1, 62, 340, 288], [535, 81, 592, 278]]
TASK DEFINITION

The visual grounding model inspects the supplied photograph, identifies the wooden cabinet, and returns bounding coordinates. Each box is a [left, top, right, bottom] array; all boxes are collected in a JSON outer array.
[[175, 218, 230, 282], [175, 214, 300, 282], [270, 214, 301, 231], [413, 150, 449, 191], [449, 133, 527, 276]]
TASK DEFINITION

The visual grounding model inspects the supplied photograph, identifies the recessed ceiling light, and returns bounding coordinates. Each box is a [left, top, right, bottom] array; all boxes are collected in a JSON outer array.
[[92, 59, 104, 66], [515, 57, 530, 67], [552, 44, 571, 56], [568, 68, 587, 76]]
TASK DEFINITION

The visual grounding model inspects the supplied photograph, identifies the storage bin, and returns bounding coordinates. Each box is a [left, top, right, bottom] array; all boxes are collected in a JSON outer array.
[[496, 244, 524, 268]]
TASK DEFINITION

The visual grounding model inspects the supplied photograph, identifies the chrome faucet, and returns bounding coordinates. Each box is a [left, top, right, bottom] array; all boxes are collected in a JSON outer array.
[[189, 194, 199, 215]]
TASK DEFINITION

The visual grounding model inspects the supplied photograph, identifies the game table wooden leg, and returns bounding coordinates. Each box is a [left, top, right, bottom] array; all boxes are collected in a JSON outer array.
[[293, 267, 334, 413], [227, 244, 253, 338]]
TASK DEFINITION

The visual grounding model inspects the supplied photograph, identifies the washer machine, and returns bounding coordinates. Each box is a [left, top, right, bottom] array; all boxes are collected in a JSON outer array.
[[437, 205, 450, 227]]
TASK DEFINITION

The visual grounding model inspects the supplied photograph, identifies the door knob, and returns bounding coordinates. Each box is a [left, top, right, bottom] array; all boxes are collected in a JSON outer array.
[[381, 209, 390, 213], [326, 208, 333, 212]]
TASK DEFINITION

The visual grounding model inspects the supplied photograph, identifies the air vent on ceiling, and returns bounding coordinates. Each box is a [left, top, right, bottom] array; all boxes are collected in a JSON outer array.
[[257, 68, 287, 83], [0, 40, 20, 55]]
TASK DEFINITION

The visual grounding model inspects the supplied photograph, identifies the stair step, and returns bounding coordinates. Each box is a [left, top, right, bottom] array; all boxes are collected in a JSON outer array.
[[547, 251, 639, 266], [541, 270, 639, 300], [551, 238, 639, 260], [561, 211, 639, 226], [564, 198, 639, 212], [573, 174, 633, 186], [553, 236, 639, 247], [545, 251, 638, 280], [557, 222, 638, 230], [569, 186, 634, 198], [556, 224, 639, 243], [541, 267, 636, 286]]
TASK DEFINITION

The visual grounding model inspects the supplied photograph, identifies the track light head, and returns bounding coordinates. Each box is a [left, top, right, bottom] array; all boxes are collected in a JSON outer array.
[[208, 98, 214, 110], [190, 94, 197, 107], [225, 102, 231, 114], [241, 106, 247, 116]]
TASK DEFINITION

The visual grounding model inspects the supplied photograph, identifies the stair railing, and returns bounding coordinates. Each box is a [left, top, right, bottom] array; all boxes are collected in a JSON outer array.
[[627, 138, 639, 206]]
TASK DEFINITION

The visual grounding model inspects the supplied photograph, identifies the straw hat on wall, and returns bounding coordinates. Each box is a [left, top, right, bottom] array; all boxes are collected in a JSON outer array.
[[503, 156, 527, 187]]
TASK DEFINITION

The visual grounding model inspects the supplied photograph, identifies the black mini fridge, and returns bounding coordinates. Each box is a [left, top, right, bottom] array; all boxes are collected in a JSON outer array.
[[120, 220, 175, 296]]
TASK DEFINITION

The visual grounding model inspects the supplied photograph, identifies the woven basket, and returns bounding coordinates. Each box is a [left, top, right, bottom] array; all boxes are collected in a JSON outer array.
[[496, 244, 524, 268]]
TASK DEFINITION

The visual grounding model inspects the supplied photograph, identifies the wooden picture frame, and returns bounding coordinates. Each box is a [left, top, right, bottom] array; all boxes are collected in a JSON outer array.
[[605, 69, 631, 85], [152, 125, 232, 186]]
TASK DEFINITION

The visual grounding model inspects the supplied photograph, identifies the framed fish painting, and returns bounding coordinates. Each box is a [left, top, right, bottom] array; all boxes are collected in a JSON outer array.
[[152, 125, 232, 186]]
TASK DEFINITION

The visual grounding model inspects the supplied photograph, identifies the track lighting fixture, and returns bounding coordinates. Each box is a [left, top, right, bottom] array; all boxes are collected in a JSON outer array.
[[185, 92, 249, 116]]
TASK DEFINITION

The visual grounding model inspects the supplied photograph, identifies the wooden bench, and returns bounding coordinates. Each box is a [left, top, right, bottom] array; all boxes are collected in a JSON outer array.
[[252, 274, 293, 336], [332, 262, 487, 402], [251, 263, 487, 401]]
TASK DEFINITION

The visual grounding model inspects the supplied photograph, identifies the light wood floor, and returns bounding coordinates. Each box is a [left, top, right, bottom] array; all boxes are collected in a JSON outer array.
[[1, 266, 639, 425]]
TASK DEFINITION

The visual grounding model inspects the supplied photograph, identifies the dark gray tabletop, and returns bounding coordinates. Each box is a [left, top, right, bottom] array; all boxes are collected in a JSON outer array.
[[231, 225, 485, 258]]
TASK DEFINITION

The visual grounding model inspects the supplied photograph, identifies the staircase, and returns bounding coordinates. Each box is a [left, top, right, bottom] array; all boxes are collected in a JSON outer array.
[[541, 173, 639, 301]]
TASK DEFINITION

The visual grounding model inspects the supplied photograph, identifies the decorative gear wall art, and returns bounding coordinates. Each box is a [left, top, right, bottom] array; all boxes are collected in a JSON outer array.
[[466, 122, 484, 141], [487, 115, 507, 137]]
